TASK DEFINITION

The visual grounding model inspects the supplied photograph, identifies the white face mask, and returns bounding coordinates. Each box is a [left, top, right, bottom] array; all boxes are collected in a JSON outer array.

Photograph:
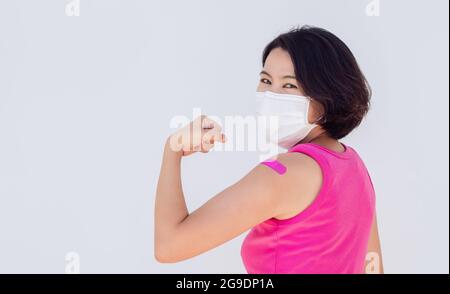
[[256, 91, 318, 149]]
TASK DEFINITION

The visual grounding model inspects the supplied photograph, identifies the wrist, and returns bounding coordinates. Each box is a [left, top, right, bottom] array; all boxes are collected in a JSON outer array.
[[165, 136, 183, 158]]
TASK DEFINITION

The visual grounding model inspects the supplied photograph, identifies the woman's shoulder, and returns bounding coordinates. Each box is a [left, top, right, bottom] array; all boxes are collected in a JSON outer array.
[[260, 151, 322, 176], [258, 152, 323, 219]]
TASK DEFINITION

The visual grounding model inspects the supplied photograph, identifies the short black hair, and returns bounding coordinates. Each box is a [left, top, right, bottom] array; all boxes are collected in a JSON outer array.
[[263, 25, 372, 140]]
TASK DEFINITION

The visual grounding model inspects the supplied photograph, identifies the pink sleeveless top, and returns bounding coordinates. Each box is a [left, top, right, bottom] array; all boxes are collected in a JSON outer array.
[[240, 143, 376, 274]]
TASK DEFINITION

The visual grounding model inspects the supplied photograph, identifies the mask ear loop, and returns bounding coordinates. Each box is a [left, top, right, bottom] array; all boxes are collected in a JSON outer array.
[[314, 115, 326, 124], [306, 96, 326, 125]]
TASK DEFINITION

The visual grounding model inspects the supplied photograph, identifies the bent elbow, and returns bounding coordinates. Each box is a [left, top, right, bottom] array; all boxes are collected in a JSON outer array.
[[154, 252, 185, 264], [154, 250, 174, 264], [154, 227, 190, 263], [154, 242, 183, 264], [154, 251, 171, 264]]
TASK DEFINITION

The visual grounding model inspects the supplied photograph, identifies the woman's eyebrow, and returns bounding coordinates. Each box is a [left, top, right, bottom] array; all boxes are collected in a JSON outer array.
[[260, 71, 296, 80], [282, 75, 297, 80], [260, 70, 272, 77]]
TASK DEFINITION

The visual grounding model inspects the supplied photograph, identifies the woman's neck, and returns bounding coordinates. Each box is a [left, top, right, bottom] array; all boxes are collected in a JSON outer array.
[[306, 131, 345, 153]]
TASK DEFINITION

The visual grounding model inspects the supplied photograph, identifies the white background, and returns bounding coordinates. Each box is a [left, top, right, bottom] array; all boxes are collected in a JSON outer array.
[[0, 0, 448, 273]]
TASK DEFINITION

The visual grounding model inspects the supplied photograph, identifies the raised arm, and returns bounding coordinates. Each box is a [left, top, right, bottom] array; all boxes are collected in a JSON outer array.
[[154, 116, 287, 263]]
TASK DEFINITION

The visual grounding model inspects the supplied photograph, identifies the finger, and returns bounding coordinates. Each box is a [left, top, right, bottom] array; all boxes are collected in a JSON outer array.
[[202, 131, 216, 147], [201, 120, 214, 130], [201, 117, 222, 131], [192, 144, 202, 152], [211, 132, 226, 144], [203, 131, 226, 145], [218, 133, 226, 143], [202, 131, 222, 152], [201, 143, 214, 153]]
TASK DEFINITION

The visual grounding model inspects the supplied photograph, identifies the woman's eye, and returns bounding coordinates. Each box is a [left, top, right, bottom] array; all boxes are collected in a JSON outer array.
[[284, 83, 298, 89], [260, 78, 271, 85]]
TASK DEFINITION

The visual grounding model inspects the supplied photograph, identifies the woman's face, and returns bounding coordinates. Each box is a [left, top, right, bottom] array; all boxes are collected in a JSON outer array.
[[257, 48, 324, 124]]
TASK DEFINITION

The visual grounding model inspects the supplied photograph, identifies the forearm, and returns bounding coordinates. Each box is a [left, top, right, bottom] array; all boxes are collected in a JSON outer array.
[[154, 139, 189, 255]]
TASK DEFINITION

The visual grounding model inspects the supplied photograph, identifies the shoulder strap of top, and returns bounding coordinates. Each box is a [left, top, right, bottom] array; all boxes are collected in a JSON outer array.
[[288, 143, 331, 173]]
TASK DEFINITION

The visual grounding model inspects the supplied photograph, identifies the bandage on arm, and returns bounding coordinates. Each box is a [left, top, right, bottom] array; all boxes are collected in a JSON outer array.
[[260, 160, 287, 175]]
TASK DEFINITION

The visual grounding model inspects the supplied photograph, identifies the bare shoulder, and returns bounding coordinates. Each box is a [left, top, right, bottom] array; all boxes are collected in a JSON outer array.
[[259, 152, 324, 220], [261, 152, 322, 179]]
